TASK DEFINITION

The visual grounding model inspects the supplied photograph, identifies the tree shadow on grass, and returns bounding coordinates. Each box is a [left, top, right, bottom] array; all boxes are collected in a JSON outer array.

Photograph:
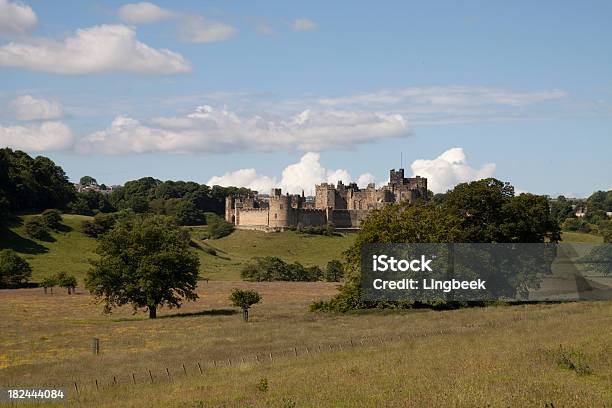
[[159, 308, 238, 319], [55, 223, 73, 233], [112, 308, 238, 322], [0, 227, 48, 254]]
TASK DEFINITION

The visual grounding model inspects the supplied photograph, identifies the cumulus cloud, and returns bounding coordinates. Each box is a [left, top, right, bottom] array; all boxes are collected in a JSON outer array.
[[410, 147, 496, 193], [10, 95, 64, 121], [292, 18, 317, 31], [0, 24, 190, 74], [207, 152, 374, 194], [0, 0, 37, 35], [180, 16, 236, 43], [0, 121, 74, 152], [78, 105, 409, 154], [118, 2, 174, 24]]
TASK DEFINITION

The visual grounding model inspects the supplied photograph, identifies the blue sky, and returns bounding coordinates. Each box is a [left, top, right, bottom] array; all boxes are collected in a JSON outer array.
[[0, 0, 610, 197]]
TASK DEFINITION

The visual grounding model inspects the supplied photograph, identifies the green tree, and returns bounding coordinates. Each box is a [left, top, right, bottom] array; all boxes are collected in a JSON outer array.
[[85, 215, 200, 318], [41, 209, 62, 230], [79, 176, 97, 186], [324, 260, 344, 282], [40, 276, 57, 294], [175, 200, 205, 226], [205, 213, 234, 239], [56, 273, 77, 294], [229, 288, 262, 322], [24, 217, 50, 240], [0, 249, 32, 288]]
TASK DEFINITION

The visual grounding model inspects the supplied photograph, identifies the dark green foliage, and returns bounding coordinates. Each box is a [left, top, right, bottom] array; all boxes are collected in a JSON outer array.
[[41, 209, 62, 230], [316, 178, 562, 312], [81, 213, 118, 238], [0, 249, 32, 288], [298, 223, 339, 236], [204, 213, 234, 239], [0, 148, 75, 213], [85, 215, 200, 318], [241, 256, 323, 282], [175, 200, 206, 226], [562, 218, 592, 233], [324, 260, 344, 282], [68, 190, 115, 215], [79, 176, 97, 186], [24, 217, 50, 240], [550, 195, 575, 224]]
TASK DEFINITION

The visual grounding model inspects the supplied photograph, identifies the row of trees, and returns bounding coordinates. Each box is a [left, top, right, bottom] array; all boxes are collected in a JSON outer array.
[[69, 176, 254, 225], [0, 148, 75, 221], [241, 256, 344, 282]]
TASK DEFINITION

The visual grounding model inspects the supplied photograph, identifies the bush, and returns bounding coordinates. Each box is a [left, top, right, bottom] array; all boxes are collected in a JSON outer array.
[[0, 249, 32, 288], [324, 260, 344, 282], [82, 213, 118, 238], [562, 217, 593, 233], [24, 217, 50, 240], [241, 256, 323, 282], [204, 213, 234, 239], [41, 209, 62, 229], [298, 223, 339, 236]]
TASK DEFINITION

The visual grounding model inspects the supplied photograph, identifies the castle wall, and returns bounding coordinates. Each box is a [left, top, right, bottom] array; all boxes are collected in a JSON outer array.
[[236, 208, 269, 227], [329, 209, 369, 228], [297, 209, 327, 227]]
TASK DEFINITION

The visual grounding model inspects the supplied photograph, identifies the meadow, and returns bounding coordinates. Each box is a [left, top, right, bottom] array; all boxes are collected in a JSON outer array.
[[0, 215, 610, 406], [0, 214, 357, 282]]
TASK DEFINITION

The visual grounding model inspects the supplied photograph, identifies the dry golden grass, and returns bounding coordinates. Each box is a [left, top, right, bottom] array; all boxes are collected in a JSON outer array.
[[1, 282, 611, 407]]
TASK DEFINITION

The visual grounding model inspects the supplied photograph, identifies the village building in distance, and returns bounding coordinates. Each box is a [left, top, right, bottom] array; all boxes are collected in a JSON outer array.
[[225, 168, 428, 231]]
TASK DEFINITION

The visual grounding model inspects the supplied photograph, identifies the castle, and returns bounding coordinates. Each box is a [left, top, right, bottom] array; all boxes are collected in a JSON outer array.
[[225, 168, 427, 231]]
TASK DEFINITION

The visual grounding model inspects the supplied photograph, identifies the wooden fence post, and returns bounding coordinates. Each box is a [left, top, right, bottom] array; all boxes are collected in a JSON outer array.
[[92, 338, 99, 355], [182, 364, 187, 376], [197, 362, 202, 375], [166, 368, 171, 381], [95, 379, 99, 391], [73, 382, 78, 394], [132, 373, 136, 384], [148, 370, 153, 384]]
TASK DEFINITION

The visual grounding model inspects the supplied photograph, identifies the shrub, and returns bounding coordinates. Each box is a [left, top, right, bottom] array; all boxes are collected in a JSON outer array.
[[257, 378, 269, 392], [41, 209, 62, 229], [56, 273, 77, 294], [24, 217, 50, 240], [204, 213, 234, 239], [82, 213, 118, 238], [0, 249, 32, 288], [324, 260, 344, 282], [552, 346, 593, 375], [240, 256, 323, 282]]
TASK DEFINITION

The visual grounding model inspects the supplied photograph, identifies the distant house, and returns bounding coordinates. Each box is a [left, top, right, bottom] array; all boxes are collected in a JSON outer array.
[[575, 207, 587, 218]]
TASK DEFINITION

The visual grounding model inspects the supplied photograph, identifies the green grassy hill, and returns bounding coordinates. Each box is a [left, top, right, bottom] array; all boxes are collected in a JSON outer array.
[[190, 227, 357, 280], [0, 214, 97, 283], [0, 215, 357, 282]]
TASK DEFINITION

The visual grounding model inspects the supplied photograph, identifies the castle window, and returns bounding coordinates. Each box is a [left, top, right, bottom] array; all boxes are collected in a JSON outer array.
[[280, 204, 283, 209], [275, 213, 277, 219]]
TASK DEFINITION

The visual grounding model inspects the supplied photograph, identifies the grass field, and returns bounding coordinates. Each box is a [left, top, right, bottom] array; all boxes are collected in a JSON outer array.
[[0, 283, 610, 407], [1, 215, 610, 406], [0, 214, 356, 282]]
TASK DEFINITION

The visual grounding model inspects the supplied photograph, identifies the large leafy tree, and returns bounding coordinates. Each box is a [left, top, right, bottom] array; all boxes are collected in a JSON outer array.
[[315, 178, 561, 311], [85, 215, 200, 318], [0, 249, 32, 288]]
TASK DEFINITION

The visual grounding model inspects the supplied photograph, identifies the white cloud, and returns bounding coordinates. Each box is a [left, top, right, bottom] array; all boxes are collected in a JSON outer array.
[[292, 18, 317, 31], [0, 24, 190, 74], [410, 147, 496, 193], [78, 105, 409, 154], [318, 86, 567, 125], [0, 0, 37, 35], [357, 173, 376, 188], [10, 95, 64, 121], [0, 121, 74, 152], [208, 168, 277, 193], [180, 16, 236, 43], [118, 2, 174, 24], [207, 152, 375, 195]]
